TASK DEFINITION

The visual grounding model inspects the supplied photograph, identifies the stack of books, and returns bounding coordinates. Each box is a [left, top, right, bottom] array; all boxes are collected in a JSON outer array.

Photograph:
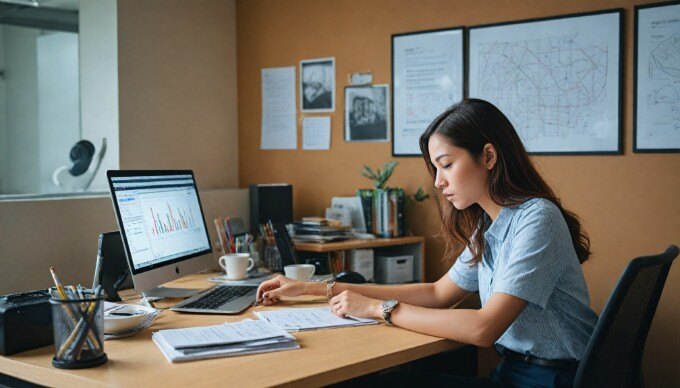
[[357, 188, 405, 238], [292, 217, 352, 243], [152, 319, 299, 363]]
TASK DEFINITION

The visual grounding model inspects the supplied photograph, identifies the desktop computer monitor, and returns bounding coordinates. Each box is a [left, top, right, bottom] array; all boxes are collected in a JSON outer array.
[[106, 170, 213, 298]]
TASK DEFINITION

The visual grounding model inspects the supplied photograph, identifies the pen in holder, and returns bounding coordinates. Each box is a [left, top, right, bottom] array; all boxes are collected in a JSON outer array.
[[49, 289, 107, 369]]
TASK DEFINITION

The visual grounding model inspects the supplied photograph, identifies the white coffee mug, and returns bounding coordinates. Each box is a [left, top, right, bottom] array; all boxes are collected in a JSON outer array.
[[284, 264, 316, 281], [219, 253, 254, 280]]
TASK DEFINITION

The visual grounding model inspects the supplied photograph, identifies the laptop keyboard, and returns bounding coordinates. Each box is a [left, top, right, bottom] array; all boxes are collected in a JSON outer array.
[[182, 286, 256, 310]]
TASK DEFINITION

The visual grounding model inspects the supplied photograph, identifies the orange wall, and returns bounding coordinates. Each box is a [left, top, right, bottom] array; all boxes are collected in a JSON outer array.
[[236, 0, 680, 384]]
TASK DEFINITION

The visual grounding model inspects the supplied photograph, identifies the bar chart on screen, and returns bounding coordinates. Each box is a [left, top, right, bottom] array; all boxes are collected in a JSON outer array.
[[147, 202, 198, 236], [115, 186, 210, 269]]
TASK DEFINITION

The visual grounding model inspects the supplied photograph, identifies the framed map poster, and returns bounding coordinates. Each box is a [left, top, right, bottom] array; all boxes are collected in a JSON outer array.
[[469, 10, 623, 155], [634, 1, 680, 153], [392, 27, 465, 156]]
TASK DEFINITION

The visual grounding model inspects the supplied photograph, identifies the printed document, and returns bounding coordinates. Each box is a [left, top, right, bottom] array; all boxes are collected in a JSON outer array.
[[152, 319, 299, 362], [254, 307, 377, 331], [302, 116, 331, 150], [261, 67, 297, 150]]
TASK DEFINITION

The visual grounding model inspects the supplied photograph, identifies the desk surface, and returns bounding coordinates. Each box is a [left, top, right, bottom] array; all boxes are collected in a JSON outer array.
[[0, 272, 462, 387]]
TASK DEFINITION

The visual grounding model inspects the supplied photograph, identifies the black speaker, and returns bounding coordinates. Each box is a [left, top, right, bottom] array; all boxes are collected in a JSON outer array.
[[249, 184, 293, 233]]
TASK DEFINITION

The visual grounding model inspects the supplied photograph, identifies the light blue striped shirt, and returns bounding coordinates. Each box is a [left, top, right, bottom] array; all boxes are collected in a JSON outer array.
[[448, 198, 598, 360]]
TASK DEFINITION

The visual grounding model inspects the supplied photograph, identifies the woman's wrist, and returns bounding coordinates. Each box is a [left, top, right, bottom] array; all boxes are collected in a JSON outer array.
[[303, 281, 325, 296], [373, 300, 384, 320]]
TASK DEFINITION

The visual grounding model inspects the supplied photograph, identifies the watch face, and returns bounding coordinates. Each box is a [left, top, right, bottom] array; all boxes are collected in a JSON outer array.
[[383, 299, 398, 310]]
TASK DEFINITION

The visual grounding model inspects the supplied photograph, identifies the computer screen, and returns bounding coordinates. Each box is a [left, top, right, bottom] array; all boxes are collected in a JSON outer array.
[[108, 172, 212, 274]]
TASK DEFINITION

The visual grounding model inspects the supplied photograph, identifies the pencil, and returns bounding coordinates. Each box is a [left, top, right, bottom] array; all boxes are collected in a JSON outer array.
[[57, 286, 104, 359]]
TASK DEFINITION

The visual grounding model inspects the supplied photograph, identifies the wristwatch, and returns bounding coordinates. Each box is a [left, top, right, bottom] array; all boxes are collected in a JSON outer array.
[[380, 299, 399, 324], [326, 280, 336, 300]]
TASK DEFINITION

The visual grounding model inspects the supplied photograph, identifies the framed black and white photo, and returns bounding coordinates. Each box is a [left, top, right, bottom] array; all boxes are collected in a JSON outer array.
[[300, 57, 335, 112], [634, 1, 680, 153], [392, 27, 465, 156], [345, 85, 389, 142], [469, 10, 623, 155]]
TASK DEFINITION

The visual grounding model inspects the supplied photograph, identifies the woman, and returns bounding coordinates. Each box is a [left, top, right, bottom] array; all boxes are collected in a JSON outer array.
[[256, 99, 598, 387]]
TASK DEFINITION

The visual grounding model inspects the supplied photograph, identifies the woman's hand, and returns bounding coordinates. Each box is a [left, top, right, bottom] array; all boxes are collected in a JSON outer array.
[[256, 275, 308, 305], [329, 290, 383, 319]]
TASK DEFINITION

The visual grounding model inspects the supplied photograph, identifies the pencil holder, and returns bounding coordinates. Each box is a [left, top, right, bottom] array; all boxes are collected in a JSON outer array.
[[264, 244, 282, 272], [50, 293, 107, 369]]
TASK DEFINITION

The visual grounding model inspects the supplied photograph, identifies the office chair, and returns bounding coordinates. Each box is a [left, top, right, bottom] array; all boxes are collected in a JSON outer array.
[[574, 245, 679, 388]]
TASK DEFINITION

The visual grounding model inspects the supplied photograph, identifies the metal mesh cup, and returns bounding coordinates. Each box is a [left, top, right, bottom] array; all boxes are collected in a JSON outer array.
[[49, 293, 107, 369]]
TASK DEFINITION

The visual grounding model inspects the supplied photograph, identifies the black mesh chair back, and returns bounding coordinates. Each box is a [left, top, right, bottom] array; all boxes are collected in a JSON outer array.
[[574, 245, 679, 388]]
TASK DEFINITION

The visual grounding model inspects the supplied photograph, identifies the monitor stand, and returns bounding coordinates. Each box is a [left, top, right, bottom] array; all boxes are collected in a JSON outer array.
[[142, 286, 202, 300]]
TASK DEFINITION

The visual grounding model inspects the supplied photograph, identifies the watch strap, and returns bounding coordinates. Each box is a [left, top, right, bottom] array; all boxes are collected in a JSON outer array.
[[382, 299, 399, 324]]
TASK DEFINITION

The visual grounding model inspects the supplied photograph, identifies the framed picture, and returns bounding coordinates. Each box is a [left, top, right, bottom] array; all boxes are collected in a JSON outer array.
[[300, 57, 335, 112], [392, 27, 465, 156], [469, 10, 623, 155], [344, 84, 390, 142], [634, 1, 680, 153]]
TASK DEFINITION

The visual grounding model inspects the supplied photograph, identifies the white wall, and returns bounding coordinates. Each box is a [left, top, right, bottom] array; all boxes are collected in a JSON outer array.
[[37, 32, 80, 193], [3, 25, 40, 194], [79, 0, 119, 192]]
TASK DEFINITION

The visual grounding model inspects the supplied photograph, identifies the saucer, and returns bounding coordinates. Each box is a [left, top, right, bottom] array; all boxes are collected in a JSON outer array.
[[104, 304, 156, 334]]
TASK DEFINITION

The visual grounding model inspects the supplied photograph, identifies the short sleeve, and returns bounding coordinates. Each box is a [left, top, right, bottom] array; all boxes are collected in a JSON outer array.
[[448, 247, 479, 292], [492, 203, 568, 309]]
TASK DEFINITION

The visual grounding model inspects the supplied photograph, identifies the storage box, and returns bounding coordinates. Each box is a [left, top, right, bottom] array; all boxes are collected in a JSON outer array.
[[374, 255, 414, 284], [348, 249, 374, 282], [0, 289, 53, 356]]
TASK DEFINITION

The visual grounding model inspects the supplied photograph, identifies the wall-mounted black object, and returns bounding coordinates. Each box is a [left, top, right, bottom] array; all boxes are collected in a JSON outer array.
[[97, 231, 133, 302], [249, 184, 293, 234], [0, 289, 53, 355]]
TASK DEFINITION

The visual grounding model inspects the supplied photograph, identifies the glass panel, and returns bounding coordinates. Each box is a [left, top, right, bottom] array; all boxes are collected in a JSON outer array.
[[0, 0, 117, 199]]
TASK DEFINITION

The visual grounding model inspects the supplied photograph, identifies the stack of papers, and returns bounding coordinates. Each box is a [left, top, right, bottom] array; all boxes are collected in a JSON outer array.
[[152, 319, 299, 363], [293, 219, 353, 243], [254, 307, 378, 331]]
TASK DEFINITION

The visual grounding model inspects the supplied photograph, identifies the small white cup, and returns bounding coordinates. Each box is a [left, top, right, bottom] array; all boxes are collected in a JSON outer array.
[[284, 264, 316, 281], [219, 253, 255, 280]]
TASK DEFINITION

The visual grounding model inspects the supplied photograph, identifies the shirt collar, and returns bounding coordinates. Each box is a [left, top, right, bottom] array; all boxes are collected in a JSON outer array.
[[483, 206, 513, 243]]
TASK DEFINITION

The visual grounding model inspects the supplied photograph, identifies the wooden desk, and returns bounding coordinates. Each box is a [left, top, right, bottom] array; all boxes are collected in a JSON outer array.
[[0, 272, 462, 387]]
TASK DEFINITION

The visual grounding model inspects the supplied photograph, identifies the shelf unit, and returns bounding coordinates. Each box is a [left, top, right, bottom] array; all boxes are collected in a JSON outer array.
[[295, 236, 426, 282]]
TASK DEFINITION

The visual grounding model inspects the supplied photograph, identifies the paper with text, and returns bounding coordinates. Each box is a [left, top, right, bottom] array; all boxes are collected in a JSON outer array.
[[254, 307, 377, 331], [261, 67, 297, 150], [302, 116, 331, 150], [157, 319, 291, 349]]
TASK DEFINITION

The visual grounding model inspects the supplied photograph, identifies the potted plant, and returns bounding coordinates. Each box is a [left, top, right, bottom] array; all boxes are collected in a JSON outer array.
[[358, 161, 429, 237]]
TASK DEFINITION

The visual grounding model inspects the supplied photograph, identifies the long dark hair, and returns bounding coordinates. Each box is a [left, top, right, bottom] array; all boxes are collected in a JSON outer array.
[[419, 98, 591, 265]]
